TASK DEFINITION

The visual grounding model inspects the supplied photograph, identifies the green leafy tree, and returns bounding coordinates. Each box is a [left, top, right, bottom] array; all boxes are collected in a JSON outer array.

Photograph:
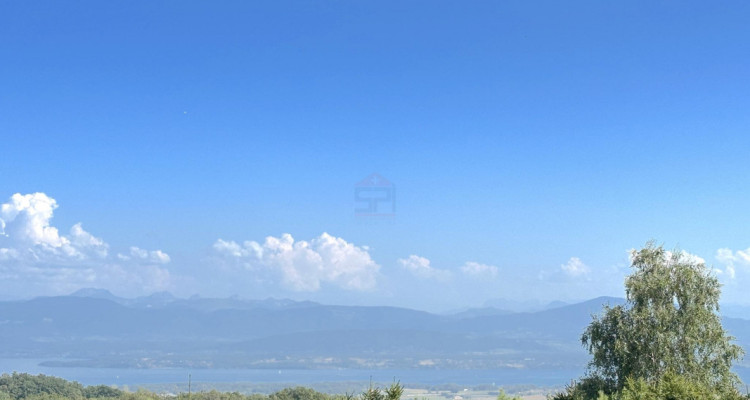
[[361, 381, 403, 400], [120, 388, 160, 400], [269, 387, 331, 400], [384, 382, 403, 400], [554, 242, 745, 399], [83, 385, 123, 399], [360, 384, 384, 400], [176, 390, 244, 400], [0, 373, 85, 400], [620, 371, 714, 400], [496, 389, 521, 400]]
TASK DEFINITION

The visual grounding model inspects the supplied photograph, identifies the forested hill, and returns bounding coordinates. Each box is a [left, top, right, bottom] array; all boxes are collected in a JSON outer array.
[[1, 292, 747, 370]]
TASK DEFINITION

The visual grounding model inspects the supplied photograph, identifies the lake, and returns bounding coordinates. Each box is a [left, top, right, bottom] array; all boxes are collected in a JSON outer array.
[[0, 358, 583, 387], [3, 359, 750, 390]]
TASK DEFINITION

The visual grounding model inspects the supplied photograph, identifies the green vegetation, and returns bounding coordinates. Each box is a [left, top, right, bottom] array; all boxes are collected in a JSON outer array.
[[269, 387, 334, 400], [0, 373, 90, 400], [495, 389, 520, 400], [0, 373, 407, 400], [359, 381, 403, 400], [553, 242, 747, 400]]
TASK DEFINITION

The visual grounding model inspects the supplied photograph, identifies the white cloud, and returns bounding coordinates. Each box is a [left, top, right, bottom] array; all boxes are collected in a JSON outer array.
[[0, 192, 172, 296], [665, 250, 706, 265], [213, 232, 379, 291], [561, 257, 590, 277], [0, 193, 109, 262], [118, 246, 171, 264], [629, 248, 707, 266], [213, 239, 263, 259], [397, 255, 452, 281], [460, 261, 498, 278], [1, 192, 63, 246], [69, 223, 109, 258], [714, 247, 750, 280]]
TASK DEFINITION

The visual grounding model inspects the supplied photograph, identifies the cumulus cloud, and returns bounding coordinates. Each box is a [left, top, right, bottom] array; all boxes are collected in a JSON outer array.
[[0, 192, 171, 296], [561, 257, 590, 277], [0, 193, 109, 261], [213, 232, 379, 291], [397, 255, 452, 281], [460, 261, 498, 278], [628, 248, 706, 266], [714, 247, 750, 279], [118, 247, 171, 264], [69, 223, 106, 253], [666, 250, 705, 265]]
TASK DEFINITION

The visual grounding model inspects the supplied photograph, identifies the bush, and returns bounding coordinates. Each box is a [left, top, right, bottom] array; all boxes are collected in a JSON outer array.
[[0, 373, 404, 400], [553, 371, 750, 400], [269, 387, 331, 400], [0, 373, 85, 400], [83, 385, 124, 399], [550, 376, 611, 400], [496, 389, 521, 400]]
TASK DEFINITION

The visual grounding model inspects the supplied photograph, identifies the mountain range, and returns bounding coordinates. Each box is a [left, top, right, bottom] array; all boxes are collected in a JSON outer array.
[[1, 290, 749, 370]]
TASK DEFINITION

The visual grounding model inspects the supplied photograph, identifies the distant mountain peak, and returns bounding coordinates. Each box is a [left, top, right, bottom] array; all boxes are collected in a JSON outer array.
[[142, 291, 176, 300], [70, 288, 119, 300], [587, 296, 626, 304]]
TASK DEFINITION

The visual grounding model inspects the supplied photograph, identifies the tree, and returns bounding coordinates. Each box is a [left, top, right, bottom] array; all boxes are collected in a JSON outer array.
[[383, 381, 403, 400], [268, 387, 328, 400], [496, 389, 521, 400], [361, 381, 403, 400], [0, 373, 85, 400], [83, 385, 123, 399], [555, 242, 745, 399], [620, 371, 719, 400]]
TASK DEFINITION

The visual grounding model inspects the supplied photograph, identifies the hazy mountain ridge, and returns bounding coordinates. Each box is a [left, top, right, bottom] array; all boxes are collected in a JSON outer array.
[[2, 291, 748, 370], [70, 289, 321, 311]]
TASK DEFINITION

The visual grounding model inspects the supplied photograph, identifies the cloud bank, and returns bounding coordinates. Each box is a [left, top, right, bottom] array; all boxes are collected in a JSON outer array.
[[397, 255, 452, 281], [560, 257, 590, 277], [0, 193, 172, 296], [8, 191, 749, 308], [715, 247, 750, 279], [461, 261, 499, 278], [213, 233, 380, 291], [0, 193, 109, 262]]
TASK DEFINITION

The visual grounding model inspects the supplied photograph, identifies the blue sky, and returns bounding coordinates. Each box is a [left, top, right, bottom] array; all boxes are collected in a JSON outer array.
[[2, 1, 750, 311]]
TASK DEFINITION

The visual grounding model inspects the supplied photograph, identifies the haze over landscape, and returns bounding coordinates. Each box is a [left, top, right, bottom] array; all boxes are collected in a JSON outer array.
[[3, 1, 750, 397]]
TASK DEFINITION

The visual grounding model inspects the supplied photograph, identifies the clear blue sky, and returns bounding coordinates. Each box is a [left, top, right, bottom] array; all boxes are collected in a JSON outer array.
[[2, 1, 750, 310]]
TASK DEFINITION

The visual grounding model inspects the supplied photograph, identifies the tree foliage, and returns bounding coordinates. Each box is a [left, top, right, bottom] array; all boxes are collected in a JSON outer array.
[[269, 387, 331, 400], [496, 389, 521, 400], [360, 380, 403, 400], [83, 385, 124, 399], [0, 373, 403, 400], [553, 242, 745, 399], [0, 373, 85, 400], [176, 390, 254, 400]]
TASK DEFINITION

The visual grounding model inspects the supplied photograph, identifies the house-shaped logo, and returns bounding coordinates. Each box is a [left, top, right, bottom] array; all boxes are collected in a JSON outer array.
[[354, 173, 395, 217]]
